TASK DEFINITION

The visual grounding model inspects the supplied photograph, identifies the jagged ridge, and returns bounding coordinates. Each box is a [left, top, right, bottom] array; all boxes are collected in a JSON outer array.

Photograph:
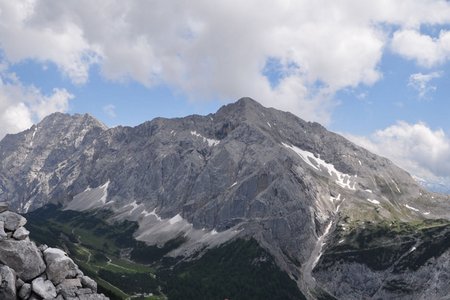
[[0, 97, 449, 299]]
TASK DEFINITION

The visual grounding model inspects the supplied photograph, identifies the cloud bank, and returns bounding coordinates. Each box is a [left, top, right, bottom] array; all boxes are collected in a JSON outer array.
[[345, 122, 450, 187], [1, 1, 450, 186], [1, 0, 450, 127], [0, 65, 73, 138]]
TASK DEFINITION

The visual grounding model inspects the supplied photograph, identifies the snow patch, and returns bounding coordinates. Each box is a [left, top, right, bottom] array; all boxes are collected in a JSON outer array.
[[29, 126, 37, 147], [142, 208, 162, 221], [126, 201, 140, 214], [312, 221, 333, 269], [282, 143, 356, 190], [358, 160, 362, 166], [230, 182, 237, 188], [423, 211, 430, 215], [191, 131, 220, 147], [405, 204, 420, 212], [267, 122, 272, 128], [330, 194, 341, 202], [23, 200, 33, 213], [391, 180, 401, 193], [169, 214, 183, 225], [367, 198, 380, 205], [364, 189, 373, 193]]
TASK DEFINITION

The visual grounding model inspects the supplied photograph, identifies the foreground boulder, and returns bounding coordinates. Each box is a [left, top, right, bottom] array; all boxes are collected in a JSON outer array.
[[0, 205, 109, 299], [0, 239, 46, 281], [32, 277, 57, 299], [44, 247, 78, 284], [0, 265, 16, 300], [0, 211, 27, 231]]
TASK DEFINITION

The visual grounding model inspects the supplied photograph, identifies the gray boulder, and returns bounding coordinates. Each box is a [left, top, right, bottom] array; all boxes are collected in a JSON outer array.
[[15, 277, 24, 288], [18, 283, 31, 299], [0, 211, 27, 231], [13, 226, 29, 240], [0, 239, 46, 281], [0, 221, 7, 240], [81, 275, 97, 292], [38, 244, 48, 252], [79, 294, 110, 300], [58, 278, 82, 289], [44, 247, 78, 284], [0, 265, 16, 300], [31, 277, 57, 299]]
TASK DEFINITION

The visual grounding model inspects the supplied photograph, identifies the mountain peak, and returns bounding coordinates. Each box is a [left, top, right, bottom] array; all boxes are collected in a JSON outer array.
[[235, 97, 263, 106], [39, 112, 108, 131], [214, 97, 269, 124]]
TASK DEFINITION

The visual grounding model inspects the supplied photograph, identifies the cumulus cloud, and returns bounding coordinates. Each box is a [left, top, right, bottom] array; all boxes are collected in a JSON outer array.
[[0, 64, 73, 138], [345, 122, 450, 185], [408, 72, 442, 99], [391, 29, 450, 67], [1, 1, 450, 124]]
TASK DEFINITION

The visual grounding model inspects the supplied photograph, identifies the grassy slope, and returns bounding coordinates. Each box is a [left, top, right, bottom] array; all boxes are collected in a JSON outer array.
[[26, 205, 164, 300], [26, 205, 305, 300], [314, 217, 450, 283]]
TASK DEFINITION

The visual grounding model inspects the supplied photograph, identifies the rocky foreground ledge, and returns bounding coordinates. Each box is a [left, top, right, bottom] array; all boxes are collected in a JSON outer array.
[[0, 202, 109, 300]]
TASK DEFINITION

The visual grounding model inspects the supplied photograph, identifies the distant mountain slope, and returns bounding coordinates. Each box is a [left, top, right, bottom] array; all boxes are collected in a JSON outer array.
[[1, 97, 449, 299]]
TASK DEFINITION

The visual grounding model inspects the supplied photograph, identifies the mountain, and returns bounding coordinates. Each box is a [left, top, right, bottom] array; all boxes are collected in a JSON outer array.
[[0, 98, 449, 299]]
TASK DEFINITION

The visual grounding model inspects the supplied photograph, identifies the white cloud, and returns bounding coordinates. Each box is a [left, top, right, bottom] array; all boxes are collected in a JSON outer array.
[[345, 122, 450, 185], [391, 29, 450, 67], [103, 104, 116, 118], [0, 1, 98, 84], [408, 72, 442, 99], [1, 1, 450, 124], [0, 64, 73, 138]]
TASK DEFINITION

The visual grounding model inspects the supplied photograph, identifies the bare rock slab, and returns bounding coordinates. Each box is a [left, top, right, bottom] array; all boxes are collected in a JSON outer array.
[[0, 211, 27, 231], [44, 247, 78, 285], [32, 277, 57, 299], [0, 239, 46, 281], [12, 226, 29, 240], [0, 265, 16, 300]]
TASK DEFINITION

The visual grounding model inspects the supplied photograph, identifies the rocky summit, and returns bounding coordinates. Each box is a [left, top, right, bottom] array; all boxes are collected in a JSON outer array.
[[0, 98, 449, 299], [0, 202, 108, 300]]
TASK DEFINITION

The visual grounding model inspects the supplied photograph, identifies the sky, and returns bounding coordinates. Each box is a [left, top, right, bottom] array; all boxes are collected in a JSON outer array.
[[1, 0, 450, 188]]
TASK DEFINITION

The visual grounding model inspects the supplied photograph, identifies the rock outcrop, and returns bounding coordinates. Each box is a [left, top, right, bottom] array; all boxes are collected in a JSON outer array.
[[0, 203, 108, 300]]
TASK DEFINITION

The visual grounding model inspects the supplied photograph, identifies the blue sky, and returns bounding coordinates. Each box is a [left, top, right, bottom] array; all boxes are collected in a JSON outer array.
[[1, 0, 450, 187]]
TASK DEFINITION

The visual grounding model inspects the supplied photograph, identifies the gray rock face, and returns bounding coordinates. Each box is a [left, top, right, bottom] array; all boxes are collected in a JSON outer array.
[[0, 221, 7, 240], [0, 98, 449, 299], [18, 282, 31, 299], [0, 211, 27, 231], [44, 247, 78, 284], [0, 239, 46, 281], [12, 226, 29, 240], [81, 275, 97, 292], [31, 277, 57, 299], [0, 265, 16, 300]]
